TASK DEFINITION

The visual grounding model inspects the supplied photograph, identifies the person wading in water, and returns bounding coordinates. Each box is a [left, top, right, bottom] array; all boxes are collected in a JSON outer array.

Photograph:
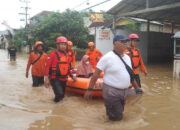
[[26, 41, 48, 87]]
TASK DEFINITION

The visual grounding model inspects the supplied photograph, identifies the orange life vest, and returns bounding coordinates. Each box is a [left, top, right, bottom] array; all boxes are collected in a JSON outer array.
[[49, 51, 69, 79], [127, 48, 140, 69], [26, 52, 48, 77], [124, 47, 147, 75]]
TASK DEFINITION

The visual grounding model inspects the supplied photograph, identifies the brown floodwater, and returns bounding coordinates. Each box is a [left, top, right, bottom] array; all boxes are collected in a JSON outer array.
[[0, 49, 180, 130]]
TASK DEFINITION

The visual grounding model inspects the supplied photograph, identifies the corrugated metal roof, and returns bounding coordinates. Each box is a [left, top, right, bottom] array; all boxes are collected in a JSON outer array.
[[89, 19, 113, 28], [107, 0, 180, 24]]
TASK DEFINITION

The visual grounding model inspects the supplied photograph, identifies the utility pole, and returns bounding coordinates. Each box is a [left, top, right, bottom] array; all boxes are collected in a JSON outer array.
[[19, 0, 31, 52]]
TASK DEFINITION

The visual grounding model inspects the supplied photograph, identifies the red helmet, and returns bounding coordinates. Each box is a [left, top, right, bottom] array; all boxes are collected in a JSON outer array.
[[34, 41, 43, 47], [67, 41, 73, 46], [88, 42, 95, 47], [129, 34, 139, 40], [56, 36, 68, 44]]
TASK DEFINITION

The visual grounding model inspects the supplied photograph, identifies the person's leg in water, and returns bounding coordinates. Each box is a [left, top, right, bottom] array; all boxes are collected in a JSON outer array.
[[103, 83, 128, 121], [38, 76, 44, 86], [10, 56, 16, 61], [50, 79, 66, 103], [105, 97, 125, 121], [32, 75, 39, 87]]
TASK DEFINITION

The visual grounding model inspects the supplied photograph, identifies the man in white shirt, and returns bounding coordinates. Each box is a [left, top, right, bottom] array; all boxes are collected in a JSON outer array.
[[84, 35, 143, 121]]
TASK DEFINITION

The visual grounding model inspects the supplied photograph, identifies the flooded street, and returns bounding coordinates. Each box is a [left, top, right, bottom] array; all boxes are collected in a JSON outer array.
[[0, 49, 180, 130]]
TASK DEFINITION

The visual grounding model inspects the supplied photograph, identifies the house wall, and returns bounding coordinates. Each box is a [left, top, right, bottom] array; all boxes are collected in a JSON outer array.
[[96, 28, 173, 64], [148, 32, 173, 63], [140, 23, 163, 32], [116, 18, 135, 26], [96, 29, 148, 63], [95, 28, 114, 55], [163, 24, 180, 33]]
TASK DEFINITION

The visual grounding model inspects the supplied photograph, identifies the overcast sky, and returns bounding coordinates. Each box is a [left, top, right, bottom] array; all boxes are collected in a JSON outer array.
[[0, 0, 120, 31]]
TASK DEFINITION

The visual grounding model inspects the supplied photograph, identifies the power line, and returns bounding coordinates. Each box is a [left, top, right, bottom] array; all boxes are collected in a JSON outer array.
[[72, 0, 89, 10], [80, 0, 111, 12]]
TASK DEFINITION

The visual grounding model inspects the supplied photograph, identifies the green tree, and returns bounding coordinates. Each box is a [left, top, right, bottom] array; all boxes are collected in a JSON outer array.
[[9, 29, 26, 51], [30, 10, 90, 49], [124, 21, 139, 31], [99, 10, 113, 19]]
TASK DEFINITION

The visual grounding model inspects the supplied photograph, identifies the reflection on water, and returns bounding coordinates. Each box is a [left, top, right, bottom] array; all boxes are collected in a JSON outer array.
[[0, 49, 180, 130]]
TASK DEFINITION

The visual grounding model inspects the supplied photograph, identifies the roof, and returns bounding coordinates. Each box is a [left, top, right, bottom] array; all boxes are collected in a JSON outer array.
[[89, 19, 113, 28], [103, 17, 163, 28], [0, 30, 9, 35], [107, 0, 180, 24], [129, 17, 163, 25], [30, 11, 53, 20]]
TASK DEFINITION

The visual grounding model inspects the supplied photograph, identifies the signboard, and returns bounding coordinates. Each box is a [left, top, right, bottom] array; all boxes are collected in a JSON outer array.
[[90, 13, 104, 23], [99, 30, 110, 39]]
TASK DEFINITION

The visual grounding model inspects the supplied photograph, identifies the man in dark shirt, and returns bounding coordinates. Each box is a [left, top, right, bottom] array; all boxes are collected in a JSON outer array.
[[8, 43, 17, 61]]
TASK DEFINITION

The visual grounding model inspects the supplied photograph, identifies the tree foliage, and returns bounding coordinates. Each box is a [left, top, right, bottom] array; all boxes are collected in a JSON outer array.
[[124, 20, 140, 31], [9, 29, 26, 51], [11, 9, 112, 51], [30, 10, 90, 49], [99, 10, 113, 19]]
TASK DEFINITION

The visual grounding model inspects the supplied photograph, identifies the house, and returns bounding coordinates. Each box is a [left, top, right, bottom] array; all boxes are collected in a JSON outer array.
[[88, 19, 113, 35], [0, 30, 11, 49], [30, 11, 53, 25], [89, 16, 180, 34]]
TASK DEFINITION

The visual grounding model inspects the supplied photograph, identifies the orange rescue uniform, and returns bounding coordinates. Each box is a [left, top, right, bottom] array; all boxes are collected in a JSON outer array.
[[124, 47, 147, 75], [85, 49, 102, 69], [26, 52, 48, 77], [68, 49, 75, 68]]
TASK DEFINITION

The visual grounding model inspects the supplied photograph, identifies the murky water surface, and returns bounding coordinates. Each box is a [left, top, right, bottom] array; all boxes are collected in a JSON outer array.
[[0, 49, 180, 130]]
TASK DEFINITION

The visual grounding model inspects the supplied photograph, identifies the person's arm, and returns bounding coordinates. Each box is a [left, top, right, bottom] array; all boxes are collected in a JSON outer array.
[[96, 50, 103, 61], [26, 53, 32, 78], [139, 54, 147, 76], [68, 60, 76, 81], [44, 52, 54, 88], [132, 79, 143, 92], [72, 52, 76, 68], [84, 68, 102, 100]]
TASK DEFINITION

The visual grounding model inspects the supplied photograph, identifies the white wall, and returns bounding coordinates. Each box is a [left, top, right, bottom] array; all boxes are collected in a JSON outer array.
[[95, 28, 114, 55], [173, 60, 180, 79]]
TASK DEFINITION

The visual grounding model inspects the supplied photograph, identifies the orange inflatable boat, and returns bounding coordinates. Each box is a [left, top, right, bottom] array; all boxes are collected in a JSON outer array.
[[66, 77, 136, 97], [66, 77, 103, 97]]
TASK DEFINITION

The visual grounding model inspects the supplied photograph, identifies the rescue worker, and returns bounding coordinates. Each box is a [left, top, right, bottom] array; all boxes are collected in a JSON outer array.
[[67, 41, 76, 68], [85, 42, 103, 69], [44, 36, 76, 103], [8, 43, 17, 61], [26, 41, 48, 87], [124, 33, 147, 87]]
